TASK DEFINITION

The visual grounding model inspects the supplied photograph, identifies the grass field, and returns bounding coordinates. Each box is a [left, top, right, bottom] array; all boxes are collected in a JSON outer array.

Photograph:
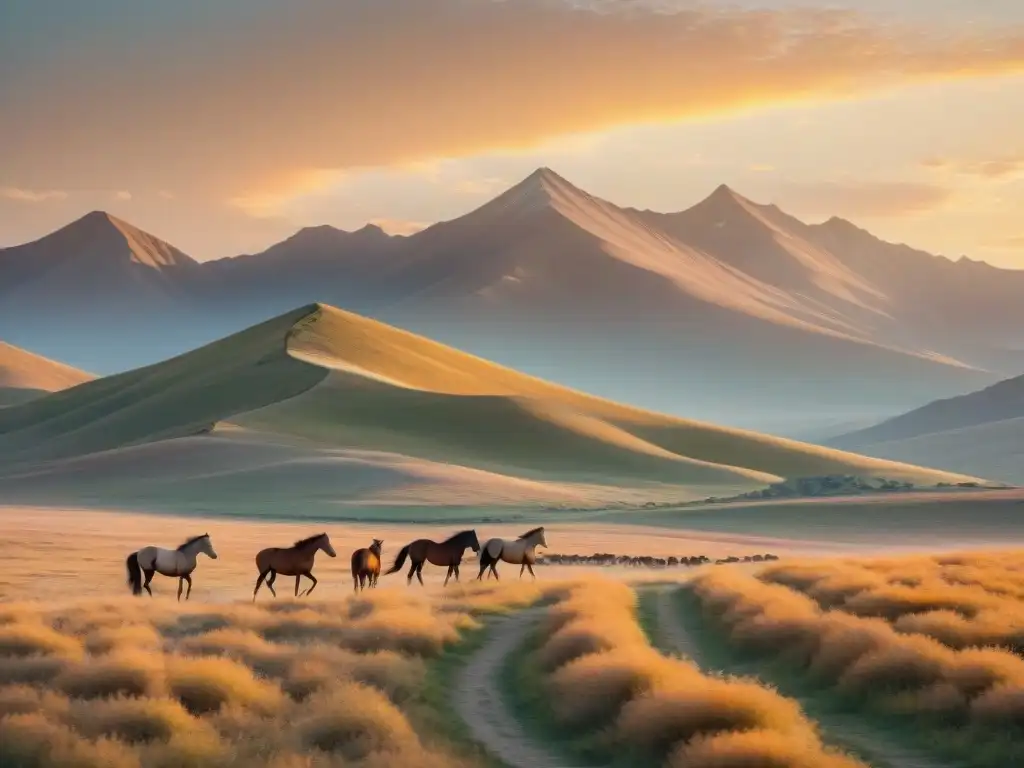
[[688, 555, 1024, 767], [3, 505, 1024, 767]]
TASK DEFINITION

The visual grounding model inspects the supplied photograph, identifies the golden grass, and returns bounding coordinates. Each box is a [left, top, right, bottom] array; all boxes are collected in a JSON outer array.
[[760, 551, 1024, 653], [0, 580, 548, 768], [526, 577, 867, 767], [692, 562, 1024, 765]]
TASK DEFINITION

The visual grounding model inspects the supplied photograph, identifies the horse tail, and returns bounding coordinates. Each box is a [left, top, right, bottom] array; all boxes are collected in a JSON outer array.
[[126, 552, 143, 596], [385, 544, 411, 575]]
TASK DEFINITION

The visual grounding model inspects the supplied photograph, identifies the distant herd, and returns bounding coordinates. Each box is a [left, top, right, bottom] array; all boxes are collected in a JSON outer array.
[[125, 525, 779, 601]]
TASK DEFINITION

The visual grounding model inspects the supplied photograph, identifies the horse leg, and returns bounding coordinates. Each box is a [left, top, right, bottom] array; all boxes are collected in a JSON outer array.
[[453, 563, 461, 582], [143, 569, 155, 597], [490, 562, 500, 581], [407, 561, 417, 586], [526, 562, 536, 581], [477, 559, 489, 581], [415, 563, 425, 586], [294, 575, 302, 597], [302, 572, 318, 597], [184, 574, 193, 599], [253, 570, 269, 602], [266, 570, 278, 598], [519, 563, 526, 579], [177, 577, 185, 602], [443, 565, 452, 586]]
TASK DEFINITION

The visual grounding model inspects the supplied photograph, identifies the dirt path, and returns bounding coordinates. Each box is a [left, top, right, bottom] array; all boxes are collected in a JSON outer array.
[[649, 587, 956, 768], [453, 608, 583, 768]]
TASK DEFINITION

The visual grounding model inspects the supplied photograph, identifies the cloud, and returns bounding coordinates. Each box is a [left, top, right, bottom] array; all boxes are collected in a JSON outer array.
[[4, 0, 1024, 209], [781, 180, 953, 217], [749, 164, 775, 173], [924, 155, 1024, 179], [368, 218, 430, 236], [113, 190, 132, 201], [0, 187, 67, 203]]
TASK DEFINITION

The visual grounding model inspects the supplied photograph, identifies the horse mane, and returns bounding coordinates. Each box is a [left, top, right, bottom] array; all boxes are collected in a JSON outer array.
[[518, 526, 544, 540], [176, 534, 208, 551], [444, 529, 476, 543], [293, 533, 326, 548]]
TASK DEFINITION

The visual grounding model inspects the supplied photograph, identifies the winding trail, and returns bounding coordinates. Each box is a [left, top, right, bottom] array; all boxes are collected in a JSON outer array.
[[649, 587, 957, 768], [453, 608, 583, 768]]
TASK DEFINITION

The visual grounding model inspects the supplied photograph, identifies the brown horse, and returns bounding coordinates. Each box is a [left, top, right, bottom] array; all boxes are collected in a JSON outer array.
[[385, 529, 480, 586], [351, 539, 383, 593], [252, 533, 337, 601]]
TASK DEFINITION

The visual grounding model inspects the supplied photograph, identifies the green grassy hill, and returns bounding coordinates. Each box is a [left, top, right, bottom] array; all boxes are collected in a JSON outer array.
[[0, 303, 981, 516]]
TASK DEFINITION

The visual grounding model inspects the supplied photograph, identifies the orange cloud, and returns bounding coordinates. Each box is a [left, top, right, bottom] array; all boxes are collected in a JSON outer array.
[[780, 181, 953, 217], [0, 187, 68, 203], [369, 218, 430, 236], [926, 155, 1024, 179], [4, 1, 1024, 208]]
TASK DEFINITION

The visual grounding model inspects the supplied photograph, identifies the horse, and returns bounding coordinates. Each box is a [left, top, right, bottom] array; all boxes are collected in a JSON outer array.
[[126, 533, 218, 601], [252, 532, 337, 601], [385, 529, 480, 586], [478, 526, 547, 581], [351, 539, 384, 593]]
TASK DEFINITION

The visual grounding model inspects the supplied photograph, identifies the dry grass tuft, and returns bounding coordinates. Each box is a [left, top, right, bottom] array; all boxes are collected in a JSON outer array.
[[526, 577, 867, 766], [0, 580, 543, 767], [693, 557, 1024, 766]]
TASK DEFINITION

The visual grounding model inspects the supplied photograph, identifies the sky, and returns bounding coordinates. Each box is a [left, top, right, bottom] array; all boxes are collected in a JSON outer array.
[[2, 0, 1024, 266]]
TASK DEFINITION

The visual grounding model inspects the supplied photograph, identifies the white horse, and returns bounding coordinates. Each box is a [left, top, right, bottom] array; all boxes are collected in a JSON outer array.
[[477, 527, 547, 581], [126, 533, 218, 601]]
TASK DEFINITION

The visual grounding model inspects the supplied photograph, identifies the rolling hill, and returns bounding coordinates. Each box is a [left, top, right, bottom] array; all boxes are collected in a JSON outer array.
[[0, 303, 979, 517], [830, 373, 1024, 484], [0, 342, 93, 406], [3, 169, 1023, 435]]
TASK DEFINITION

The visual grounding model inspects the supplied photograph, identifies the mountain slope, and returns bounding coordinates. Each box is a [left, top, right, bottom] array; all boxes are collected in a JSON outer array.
[[0, 342, 94, 406], [830, 372, 1024, 483], [4, 170, 1024, 435], [0, 303, 978, 515]]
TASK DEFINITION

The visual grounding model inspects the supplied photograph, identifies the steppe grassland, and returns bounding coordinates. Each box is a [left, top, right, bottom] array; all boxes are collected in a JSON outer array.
[[0, 572, 551, 768], [690, 551, 1024, 767], [513, 579, 867, 767]]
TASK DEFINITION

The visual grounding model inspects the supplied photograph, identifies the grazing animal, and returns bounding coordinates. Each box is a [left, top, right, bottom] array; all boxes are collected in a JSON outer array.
[[126, 534, 218, 601], [385, 529, 480, 586], [478, 527, 547, 581], [252, 533, 337, 601], [351, 539, 384, 593]]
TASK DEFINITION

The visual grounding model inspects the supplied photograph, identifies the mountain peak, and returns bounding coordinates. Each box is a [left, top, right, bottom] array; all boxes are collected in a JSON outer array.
[[9, 210, 198, 271]]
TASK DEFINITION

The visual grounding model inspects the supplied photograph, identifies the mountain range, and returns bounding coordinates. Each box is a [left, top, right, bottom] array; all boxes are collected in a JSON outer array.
[[0, 303, 978, 518], [2, 167, 1022, 436], [831, 370, 1024, 484]]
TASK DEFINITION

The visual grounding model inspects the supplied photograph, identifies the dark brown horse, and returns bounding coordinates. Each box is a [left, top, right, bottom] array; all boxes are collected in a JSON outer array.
[[252, 533, 337, 601], [351, 538, 383, 593], [385, 529, 480, 586]]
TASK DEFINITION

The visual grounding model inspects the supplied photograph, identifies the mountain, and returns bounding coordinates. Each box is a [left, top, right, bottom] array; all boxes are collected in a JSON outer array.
[[2, 169, 1023, 435], [0, 342, 93, 406], [830, 373, 1024, 484], [0, 211, 213, 371], [0, 303, 977, 516]]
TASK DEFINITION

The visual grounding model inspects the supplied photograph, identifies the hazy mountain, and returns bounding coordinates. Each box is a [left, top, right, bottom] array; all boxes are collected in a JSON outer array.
[[1, 169, 1021, 434], [829, 372, 1024, 483], [0, 211, 212, 371]]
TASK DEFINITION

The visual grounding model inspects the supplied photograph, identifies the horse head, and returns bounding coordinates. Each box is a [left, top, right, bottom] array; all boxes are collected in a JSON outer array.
[[371, 538, 384, 556], [319, 533, 338, 558], [200, 534, 218, 560], [468, 530, 481, 553]]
